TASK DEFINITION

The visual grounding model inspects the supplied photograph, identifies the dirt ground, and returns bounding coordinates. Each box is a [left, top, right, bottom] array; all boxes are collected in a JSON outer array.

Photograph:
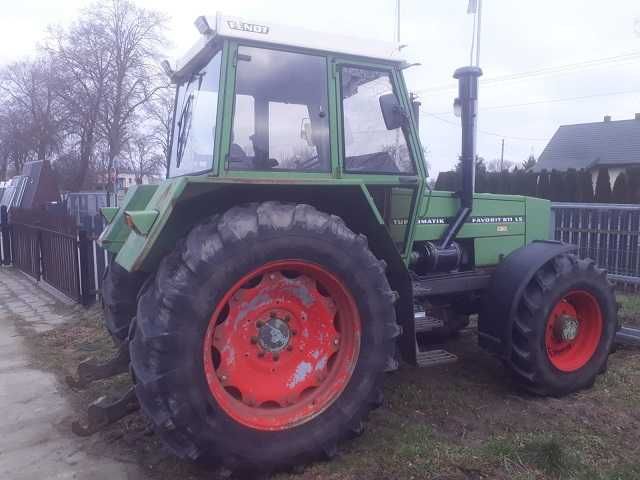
[[17, 292, 640, 480]]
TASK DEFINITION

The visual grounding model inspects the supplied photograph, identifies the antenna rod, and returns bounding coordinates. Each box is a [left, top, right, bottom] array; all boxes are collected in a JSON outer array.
[[396, 0, 401, 43], [475, 0, 483, 66]]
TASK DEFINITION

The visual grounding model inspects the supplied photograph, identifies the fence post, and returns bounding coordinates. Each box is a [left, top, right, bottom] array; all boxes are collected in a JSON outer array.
[[36, 228, 42, 281], [0, 206, 11, 265], [78, 230, 91, 306]]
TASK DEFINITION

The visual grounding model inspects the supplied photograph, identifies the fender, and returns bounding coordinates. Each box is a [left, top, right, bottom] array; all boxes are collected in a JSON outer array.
[[99, 179, 416, 364], [478, 240, 578, 358]]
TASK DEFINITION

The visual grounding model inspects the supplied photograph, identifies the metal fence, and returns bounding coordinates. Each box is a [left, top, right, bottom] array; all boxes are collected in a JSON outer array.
[[0, 206, 12, 266], [551, 202, 640, 284], [9, 212, 43, 281], [1, 206, 109, 305], [3, 202, 639, 302]]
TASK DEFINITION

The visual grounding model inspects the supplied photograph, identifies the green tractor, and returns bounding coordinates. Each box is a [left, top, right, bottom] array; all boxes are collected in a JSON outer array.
[[90, 13, 617, 473]]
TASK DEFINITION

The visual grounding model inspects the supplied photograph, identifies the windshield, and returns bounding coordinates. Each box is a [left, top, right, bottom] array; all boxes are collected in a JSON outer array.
[[169, 50, 222, 177]]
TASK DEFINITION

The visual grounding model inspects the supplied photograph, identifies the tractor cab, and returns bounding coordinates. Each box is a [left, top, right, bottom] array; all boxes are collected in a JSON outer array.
[[159, 13, 425, 258], [168, 13, 421, 179]]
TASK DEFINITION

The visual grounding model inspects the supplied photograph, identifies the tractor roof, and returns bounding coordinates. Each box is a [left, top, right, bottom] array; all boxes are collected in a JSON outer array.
[[173, 13, 406, 79]]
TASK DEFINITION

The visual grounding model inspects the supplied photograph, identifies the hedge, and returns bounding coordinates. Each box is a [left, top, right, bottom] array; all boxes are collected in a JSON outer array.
[[434, 167, 635, 204]]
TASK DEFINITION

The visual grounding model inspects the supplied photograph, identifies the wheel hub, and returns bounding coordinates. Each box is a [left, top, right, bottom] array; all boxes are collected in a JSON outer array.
[[257, 315, 291, 353], [545, 290, 603, 372], [202, 260, 361, 431], [554, 314, 579, 342]]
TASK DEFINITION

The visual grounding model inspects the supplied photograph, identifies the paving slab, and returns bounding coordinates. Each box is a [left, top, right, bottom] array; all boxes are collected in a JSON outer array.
[[0, 267, 148, 480]]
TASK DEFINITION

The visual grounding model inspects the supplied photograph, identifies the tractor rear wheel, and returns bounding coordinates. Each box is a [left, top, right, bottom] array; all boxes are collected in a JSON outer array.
[[101, 262, 147, 343], [129, 202, 399, 472], [509, 253, 617, 396]]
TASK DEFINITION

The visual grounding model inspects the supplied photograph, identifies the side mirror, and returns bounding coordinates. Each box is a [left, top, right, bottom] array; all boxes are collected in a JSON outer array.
[[379, 93, 407, 130]]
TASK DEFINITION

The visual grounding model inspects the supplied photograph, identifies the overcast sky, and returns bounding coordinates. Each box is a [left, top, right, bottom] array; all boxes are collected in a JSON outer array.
[[2, 0, 640, 177]]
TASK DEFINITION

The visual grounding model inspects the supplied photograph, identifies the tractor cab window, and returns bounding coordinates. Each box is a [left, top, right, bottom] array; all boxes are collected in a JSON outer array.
[[169, 51, 222, 177], [341, 67, 414, 174], [229, 46, 330, 172]]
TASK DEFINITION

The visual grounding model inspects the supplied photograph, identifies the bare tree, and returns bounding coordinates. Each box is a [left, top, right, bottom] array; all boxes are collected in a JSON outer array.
[[0, 101, 34, 177], [46, 0, 167, 192], [0, 56, 63, 166], [122, 132, 163, 183], [48, 16, 112, 191], [145, 85, 174, 177], [94, 0, 168, 199], [0, 125, 7, 180]]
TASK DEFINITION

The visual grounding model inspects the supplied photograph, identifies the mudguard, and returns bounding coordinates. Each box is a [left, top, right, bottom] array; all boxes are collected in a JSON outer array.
[[478, 240, 578, 358]]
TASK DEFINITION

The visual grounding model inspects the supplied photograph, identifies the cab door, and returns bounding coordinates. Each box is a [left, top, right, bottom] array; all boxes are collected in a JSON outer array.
[[333, 61, 425, 260]]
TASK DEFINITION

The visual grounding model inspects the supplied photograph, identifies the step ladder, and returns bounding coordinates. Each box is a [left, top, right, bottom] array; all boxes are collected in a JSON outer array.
[[416, 347, 458, 367], [413, 311, 458, 367], [414, 310, 444, 333]]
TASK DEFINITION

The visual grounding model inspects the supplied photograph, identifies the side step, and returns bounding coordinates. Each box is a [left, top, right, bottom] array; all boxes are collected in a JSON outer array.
[[416, 347, 458, 367], [413, 309, 457, 367], [414, 311, 444, 333]]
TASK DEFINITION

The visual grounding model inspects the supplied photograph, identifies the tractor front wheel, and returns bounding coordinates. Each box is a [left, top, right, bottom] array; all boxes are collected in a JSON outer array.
[[129, 203, 399, 472], [509, 253, 617, 396]]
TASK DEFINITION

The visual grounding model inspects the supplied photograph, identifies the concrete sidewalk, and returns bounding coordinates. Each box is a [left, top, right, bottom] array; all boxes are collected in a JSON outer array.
[[0, 267, 147, 480]]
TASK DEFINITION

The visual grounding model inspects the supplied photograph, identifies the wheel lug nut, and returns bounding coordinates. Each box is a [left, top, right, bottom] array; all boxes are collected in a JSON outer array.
[[334, 338, 340, 346], [220, 375, 227, 382], [258, 351, 265, 358], [273, 353, 280, 361], [291, 330, 297, 336], [250, 336, 258, 344]]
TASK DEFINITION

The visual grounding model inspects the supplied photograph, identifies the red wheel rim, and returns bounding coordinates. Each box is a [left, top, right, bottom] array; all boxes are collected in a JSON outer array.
[[203, 260, 361, 431], [544, 290, 603, 372]]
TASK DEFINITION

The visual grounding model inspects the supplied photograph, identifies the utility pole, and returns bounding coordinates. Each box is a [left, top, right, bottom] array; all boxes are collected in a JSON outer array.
[[500, 138, 505, 171]]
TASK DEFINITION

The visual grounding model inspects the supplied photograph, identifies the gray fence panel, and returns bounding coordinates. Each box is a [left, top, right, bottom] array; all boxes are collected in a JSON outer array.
[[551, 203, 640, 280]]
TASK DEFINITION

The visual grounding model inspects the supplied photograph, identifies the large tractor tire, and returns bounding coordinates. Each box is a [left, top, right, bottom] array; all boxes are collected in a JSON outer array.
[[101, 262, 147, 343], [130, 202, 399, 472], [509, 253, 617, 396]]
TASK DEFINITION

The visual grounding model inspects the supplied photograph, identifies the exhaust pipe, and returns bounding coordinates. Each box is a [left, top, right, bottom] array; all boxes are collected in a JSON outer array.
[[413, 66, 482, 274], [439, 65, 483, 249]]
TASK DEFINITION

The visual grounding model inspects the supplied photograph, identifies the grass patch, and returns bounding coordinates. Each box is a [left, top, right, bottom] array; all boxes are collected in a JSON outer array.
[[618, 294, 640, 327], [592, 463, 640, 480], [485, 433, 578, 479]]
